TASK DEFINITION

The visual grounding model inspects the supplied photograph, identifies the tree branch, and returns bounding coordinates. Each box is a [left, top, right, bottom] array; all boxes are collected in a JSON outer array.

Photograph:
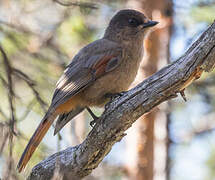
[[13, 68, 48, 113], [53, 0, 98, 9], [0, 44, 17, 179], [27, 21, 215, 180]]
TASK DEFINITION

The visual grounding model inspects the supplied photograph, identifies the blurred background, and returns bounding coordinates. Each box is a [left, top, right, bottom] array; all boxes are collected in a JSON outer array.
[[0, 0, 215, 179]]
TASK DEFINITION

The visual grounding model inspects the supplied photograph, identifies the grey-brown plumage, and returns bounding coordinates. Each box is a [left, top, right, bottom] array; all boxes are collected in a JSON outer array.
[[54, 10, 158, 133], [17, 9, 158, 172]]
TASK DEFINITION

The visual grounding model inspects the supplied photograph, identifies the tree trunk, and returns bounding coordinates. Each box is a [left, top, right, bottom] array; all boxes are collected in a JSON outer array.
[[126, 0, 173, 179]]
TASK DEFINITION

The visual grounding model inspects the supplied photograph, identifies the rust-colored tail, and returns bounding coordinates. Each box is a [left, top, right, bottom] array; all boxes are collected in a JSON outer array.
[[17, 112, 57, 172]]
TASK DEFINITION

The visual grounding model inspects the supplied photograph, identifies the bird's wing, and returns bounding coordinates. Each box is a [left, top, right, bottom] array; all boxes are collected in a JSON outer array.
[[51, 39, 122, 110], [17, 39, 122, 173]]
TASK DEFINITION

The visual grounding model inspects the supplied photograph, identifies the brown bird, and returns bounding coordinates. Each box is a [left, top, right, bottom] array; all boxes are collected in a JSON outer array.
[[17, 9, 158, 172]]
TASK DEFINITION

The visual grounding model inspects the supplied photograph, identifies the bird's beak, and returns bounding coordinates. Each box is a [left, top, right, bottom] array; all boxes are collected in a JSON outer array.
[[142, 20, 159, 28]]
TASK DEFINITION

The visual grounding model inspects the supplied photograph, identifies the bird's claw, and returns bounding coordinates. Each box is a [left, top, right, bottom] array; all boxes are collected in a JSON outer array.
[[90, 118, 98, 127], [116, 91, 126, 97]]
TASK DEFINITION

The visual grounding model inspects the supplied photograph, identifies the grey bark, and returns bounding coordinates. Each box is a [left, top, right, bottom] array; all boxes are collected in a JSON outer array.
[[28, 21, 215, 180]]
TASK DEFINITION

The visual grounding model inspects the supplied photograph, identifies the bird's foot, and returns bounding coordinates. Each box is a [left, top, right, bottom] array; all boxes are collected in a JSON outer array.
[[90, 118, 99, 127], [86, 107, 99, 127], [179, 89, 187, 102]]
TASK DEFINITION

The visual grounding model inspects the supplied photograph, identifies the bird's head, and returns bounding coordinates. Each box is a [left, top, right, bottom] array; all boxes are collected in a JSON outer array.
[[104, 9, 158, 42]]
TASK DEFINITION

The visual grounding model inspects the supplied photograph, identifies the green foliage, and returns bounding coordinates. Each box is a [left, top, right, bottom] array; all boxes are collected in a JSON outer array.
[[191, 5, 215, 23], [57, 13, 96, 55], [0, 30, 29, 56]]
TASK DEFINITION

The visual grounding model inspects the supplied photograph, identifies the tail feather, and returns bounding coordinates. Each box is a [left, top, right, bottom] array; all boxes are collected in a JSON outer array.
[[17, 112, 57, 172], [54, 107, 84, 135]]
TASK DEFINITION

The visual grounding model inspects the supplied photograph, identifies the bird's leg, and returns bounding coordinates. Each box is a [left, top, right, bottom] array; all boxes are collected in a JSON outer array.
[[115, 91, 127, 97], [86, 107, 99, 127]]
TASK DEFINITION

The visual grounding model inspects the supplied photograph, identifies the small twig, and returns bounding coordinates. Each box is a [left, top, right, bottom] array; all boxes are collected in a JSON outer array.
[[1, 15, 69, 69], [0, 20, 38, 35], [0, 74, 9, 89], [13, 68, 35, 86], [0, 128, 9, 155], [0, 45, 16, 130], [0, 74, 19, 99], [0, 107, 8, 120], [8, 129, 14, 178], [53, 0, 98, 9], [25, 81, 48, 113], [19, 99, 36, 122], [0, 44, 16, 179], [13, 68, 48, 113]]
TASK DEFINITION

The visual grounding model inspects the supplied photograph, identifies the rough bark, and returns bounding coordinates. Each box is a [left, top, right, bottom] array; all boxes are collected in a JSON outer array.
[[27, 21, 215, 180], [125, 0, 173, 179]]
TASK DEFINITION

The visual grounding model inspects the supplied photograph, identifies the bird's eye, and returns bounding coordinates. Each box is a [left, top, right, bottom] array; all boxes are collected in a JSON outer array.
[[128, 18, 139, 27]]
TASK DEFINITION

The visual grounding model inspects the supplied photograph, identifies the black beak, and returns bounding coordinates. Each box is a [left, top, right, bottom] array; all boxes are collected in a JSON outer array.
[[142, 20, 159, 28]]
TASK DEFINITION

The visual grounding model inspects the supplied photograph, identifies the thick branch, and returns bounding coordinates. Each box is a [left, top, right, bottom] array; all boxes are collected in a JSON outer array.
[[28, 21, 215, 180]]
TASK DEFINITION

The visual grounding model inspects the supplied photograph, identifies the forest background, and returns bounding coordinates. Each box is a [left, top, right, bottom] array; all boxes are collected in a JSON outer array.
[[0, 0, 215, 179]]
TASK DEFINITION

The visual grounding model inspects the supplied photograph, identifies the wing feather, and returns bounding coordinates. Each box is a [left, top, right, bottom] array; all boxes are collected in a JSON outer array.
[[50, 39, 122, 109]]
